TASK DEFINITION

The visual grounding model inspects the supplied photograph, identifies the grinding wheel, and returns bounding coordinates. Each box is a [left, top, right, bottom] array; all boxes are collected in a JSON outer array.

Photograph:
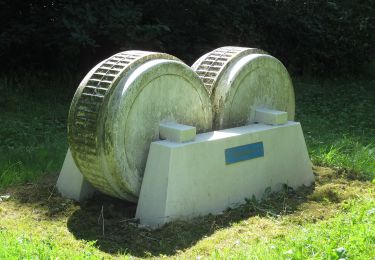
[[192, 46, 295, 129], [68, 51, 212, 201]]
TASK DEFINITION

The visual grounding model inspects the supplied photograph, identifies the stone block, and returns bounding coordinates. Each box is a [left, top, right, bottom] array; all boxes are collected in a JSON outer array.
[[159, 122, 196, 142], [255, 108, 288, 125]]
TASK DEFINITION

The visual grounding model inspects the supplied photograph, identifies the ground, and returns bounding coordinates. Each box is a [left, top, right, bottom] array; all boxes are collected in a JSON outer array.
[[0, 75, 374, 259], [0, 166, 374, 259]]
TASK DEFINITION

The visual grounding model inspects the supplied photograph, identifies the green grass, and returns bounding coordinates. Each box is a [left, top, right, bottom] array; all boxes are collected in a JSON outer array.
[[295, 77, 375, 179], [202, 199, 375, 259], [0, 230, 100, 260], [0, 75, 374, 259], [0, 73, 74, 188], [0, 166, 373, 259]]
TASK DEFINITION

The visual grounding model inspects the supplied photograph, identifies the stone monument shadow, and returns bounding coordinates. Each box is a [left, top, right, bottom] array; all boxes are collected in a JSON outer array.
[[67, 184, 314, 257]]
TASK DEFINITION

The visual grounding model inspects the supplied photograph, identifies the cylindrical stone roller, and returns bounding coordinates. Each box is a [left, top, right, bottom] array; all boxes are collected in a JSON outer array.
[[192, 46, 295, 129], [68, 51, 212, 201]]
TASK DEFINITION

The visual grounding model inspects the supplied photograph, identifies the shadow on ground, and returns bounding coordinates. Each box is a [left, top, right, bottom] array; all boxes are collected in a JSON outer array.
[[66, 183, 315, 257], [3, 166, 370, 258]]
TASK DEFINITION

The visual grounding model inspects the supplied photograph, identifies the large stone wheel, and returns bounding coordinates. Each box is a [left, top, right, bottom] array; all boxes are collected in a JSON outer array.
[[192, 46, 295, 129], [68, 51, 212, 201]]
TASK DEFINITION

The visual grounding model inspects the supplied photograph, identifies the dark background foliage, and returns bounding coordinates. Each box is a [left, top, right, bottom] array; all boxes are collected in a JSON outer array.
[[1, 0, 374, 77]]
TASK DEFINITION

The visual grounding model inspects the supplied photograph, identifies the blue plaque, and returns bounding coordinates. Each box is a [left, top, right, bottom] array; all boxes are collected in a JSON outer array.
[[225, 142, 264, 164]]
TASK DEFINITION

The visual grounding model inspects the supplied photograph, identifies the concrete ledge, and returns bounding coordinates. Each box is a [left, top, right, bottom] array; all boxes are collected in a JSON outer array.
[[159, 122, 196, 142], [255, 108, 288, 125]]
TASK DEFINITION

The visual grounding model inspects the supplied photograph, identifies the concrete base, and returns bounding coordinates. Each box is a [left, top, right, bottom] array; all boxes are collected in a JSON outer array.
[[136, 122, 314, 228], [56, 148, 96, 201]]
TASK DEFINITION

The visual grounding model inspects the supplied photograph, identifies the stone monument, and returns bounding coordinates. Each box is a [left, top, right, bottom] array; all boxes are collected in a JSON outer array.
[[57, 47, 314, 228]]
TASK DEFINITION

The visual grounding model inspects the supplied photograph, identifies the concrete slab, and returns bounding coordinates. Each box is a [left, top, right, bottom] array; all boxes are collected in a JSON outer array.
[[136, 122, 314, 228], [56, 148, 95, 201]]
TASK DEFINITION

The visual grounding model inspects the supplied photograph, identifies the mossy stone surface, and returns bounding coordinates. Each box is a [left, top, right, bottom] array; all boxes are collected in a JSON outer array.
[[68, 51, 212, 201], [193, 47, 295, 129]]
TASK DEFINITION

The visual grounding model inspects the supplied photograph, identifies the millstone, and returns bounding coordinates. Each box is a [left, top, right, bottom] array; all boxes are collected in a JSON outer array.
[[192, 46, 295, 129], [68, 51, 212, 201]]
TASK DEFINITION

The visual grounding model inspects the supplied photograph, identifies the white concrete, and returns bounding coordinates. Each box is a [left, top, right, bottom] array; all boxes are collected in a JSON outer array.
[[136, 122, 314, 228], [255, 108, 288, 125], [56, 149, 95, 201], [159, 122, 196, 142]]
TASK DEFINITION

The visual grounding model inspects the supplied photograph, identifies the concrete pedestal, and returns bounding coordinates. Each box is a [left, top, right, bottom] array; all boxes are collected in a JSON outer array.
[[56, 149, 95, 201], [136, 122, 314, 228]]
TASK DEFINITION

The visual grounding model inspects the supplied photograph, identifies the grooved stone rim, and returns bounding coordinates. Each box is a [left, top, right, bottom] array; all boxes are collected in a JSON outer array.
[[192, 47, 295, 130], [68, 51, 212, 201], [192, 46, 266, 96], [68, 51, 179, 200]]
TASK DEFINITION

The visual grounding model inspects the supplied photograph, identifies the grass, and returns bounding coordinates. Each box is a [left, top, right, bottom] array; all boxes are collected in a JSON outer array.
[[202, 198, 375, 259], [294, 77, 375, 179], [0, 166, 374, 259], [0, 74, 374, 259], [0, 73, 74, 188]]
